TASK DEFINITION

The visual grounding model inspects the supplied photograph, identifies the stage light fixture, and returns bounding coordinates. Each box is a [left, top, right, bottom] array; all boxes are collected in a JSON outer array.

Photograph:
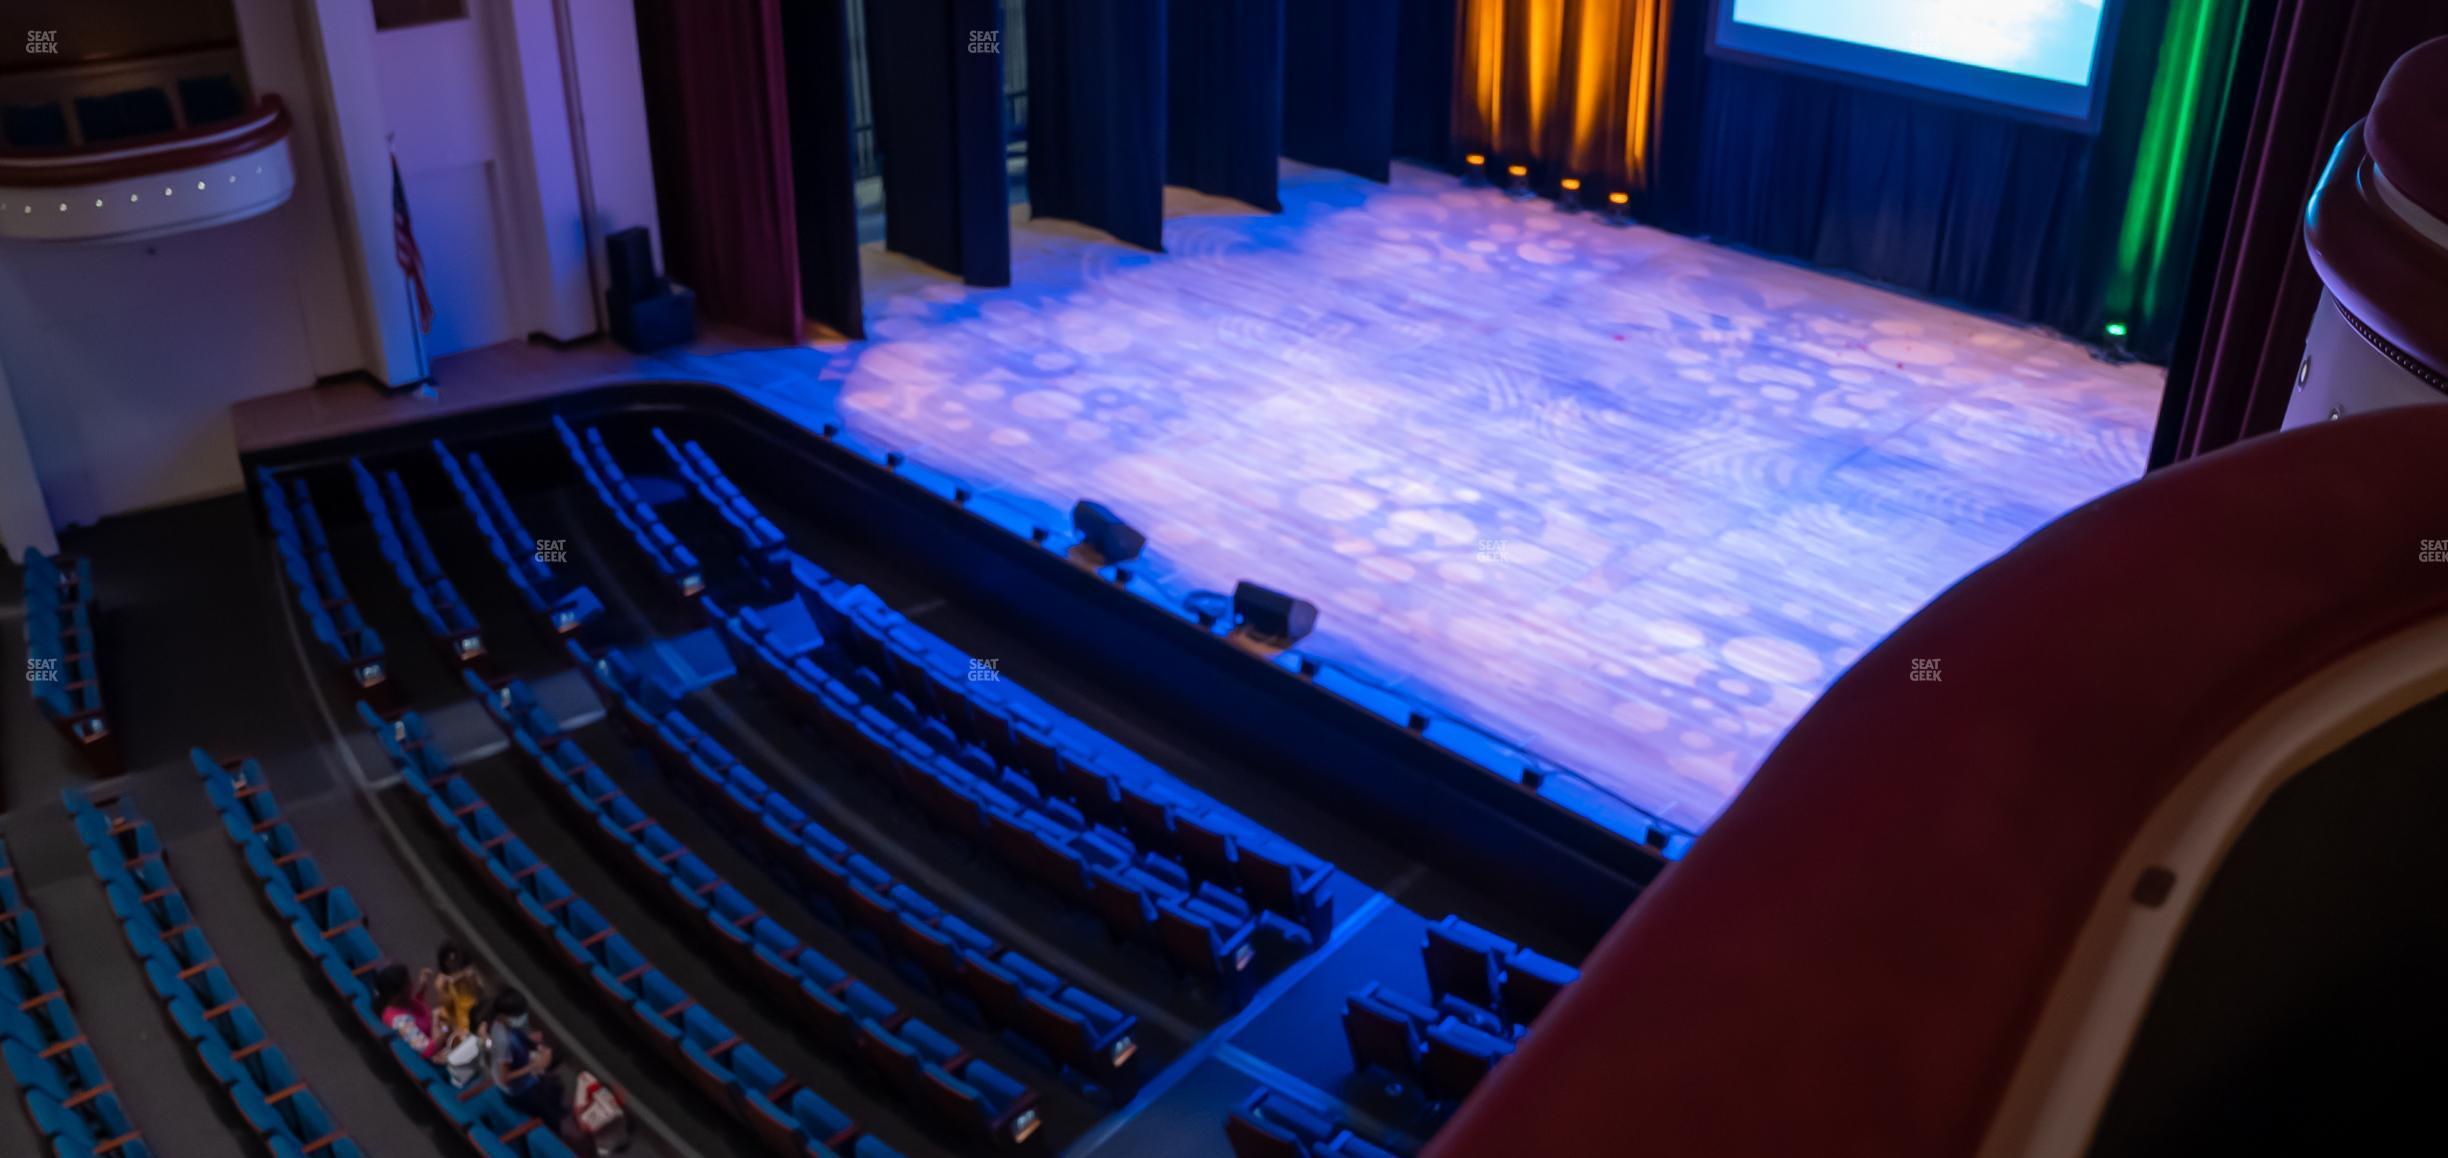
[[1462, 153, 1489, 186], [1505, 164, 1532, 199], [1604, 191, 1633, 227], [2095, 320, 2138, 366], [1558, 177, 1585, 213]]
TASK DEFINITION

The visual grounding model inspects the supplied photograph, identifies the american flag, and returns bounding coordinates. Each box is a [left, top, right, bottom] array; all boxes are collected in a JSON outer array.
[[391, 155, 434, 333]]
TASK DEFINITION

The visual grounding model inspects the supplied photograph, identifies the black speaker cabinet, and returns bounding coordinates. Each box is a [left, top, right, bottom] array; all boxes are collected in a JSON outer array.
[[1072, 500, 1146, 564], [1234, 581, 1318, 645]]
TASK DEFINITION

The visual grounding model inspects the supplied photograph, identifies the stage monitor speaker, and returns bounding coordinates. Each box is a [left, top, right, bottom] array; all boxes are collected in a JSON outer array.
[[611, 283, 696, 354], [1234, 581, 1317, 645], [1072, 500, 1145, 563], [606, 226, 664, 304]]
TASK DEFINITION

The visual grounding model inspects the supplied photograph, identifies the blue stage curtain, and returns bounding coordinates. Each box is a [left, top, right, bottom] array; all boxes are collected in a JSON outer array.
[[778, 0, 865, 338], [1673, 62, 2098, 327], [631, 0, 803, 340], [1169, 0, 1286, 211], [864, 0, 1013, 287], [1028, 0, 1167, 251], [1649, 0, 2222, 361], [1394, 0, 1457, 164], [1284, 0, 1397, 183]]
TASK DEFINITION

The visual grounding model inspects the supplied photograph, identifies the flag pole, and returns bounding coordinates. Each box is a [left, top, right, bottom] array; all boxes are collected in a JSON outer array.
[[388, 135, 436, 394], [400, 259, 433, 391]]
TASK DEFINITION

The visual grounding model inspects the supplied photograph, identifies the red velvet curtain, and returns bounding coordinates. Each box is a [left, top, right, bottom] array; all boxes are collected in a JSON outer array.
[[2154, 0, 2448, 466], [633, 0, 803, 342]]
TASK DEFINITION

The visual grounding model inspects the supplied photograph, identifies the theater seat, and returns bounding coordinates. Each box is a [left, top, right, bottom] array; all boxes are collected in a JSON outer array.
[[1421, 1016, 1514, 1104], [1499, 947, 1576, 1029], [1342, 987, 1427, 1084], [1423, 916, 1514, 1011]]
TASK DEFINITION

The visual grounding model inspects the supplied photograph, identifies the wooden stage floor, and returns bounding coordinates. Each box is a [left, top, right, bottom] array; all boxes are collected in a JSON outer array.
[[239, 161, 2163, 832]]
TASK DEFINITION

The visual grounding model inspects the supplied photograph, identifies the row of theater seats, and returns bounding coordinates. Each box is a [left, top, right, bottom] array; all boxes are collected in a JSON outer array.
[[1, 836, 152, 1158], [66, 793, 367, 1158], [550, 416, 1338, 994], [1339, 917, 1583, 1113], [717, 593, 1304, 1007], [20, 548, 112, 770], [364, 707, 919, 1157], [581, 415, 1326, 925], [457, 672, 1053, 1145], [258, 470, 389, 695], [569, 644, 1143, 1091], [1420, 916, 1575, 1030], [1226, 1087, 1401, 1158], [555, 418, 704, 597], [186, 750, 578, 1158], [650, 427, 789, 572], [1340, 982, 1517, 1109], [813, 579, 1336, 944], [431, 442, 604, 637], [351, 459, 487, 665]]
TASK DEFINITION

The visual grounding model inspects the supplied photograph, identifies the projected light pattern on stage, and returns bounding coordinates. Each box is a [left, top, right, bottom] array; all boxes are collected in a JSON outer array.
[[736, 163, 2162, 830]]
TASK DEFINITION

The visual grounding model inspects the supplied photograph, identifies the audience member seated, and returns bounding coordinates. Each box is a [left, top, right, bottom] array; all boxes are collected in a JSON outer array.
[[185, 748, 577, 1156]]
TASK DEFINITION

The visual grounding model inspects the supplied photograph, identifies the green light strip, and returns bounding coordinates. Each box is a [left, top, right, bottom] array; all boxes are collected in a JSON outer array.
[[2110, 0, 2241, 330]]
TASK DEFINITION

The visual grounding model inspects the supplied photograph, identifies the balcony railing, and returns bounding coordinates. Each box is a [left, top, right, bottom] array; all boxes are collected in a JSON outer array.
[[0, 95, 296, 244]]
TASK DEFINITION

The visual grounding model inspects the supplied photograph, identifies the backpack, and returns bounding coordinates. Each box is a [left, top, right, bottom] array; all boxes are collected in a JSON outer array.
[[572, 1070, 631, 1153]]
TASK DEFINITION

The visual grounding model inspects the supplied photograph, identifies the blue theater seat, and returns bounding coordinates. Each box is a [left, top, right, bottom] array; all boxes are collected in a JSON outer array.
[[713, 574, 1339, 965], [1497, 946, 1577, 1028], [1422, 916, 1515, 1011], [21, 547, 113, 765], [1224, 1087, 1404, 1158], [363, 705, 932, 1154], [1420, 1017, 1514, 1104], [352, 458, 484, 662], [567, 640, 1147, 1089], [6, 957, 150, 1158], [257, 472, 387, 694], [432, 441, 604, 634], [554, 416, 704, 597], [63, 792, 366, 1158], [181, 749, 595, 1156]]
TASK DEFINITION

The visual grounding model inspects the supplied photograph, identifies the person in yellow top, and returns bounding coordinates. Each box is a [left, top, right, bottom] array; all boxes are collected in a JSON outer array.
[[426, 940, 489, 1039]]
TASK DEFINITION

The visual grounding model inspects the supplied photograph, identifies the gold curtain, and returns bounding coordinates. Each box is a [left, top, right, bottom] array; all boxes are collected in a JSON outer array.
[[1454, 0, 1674, 195]]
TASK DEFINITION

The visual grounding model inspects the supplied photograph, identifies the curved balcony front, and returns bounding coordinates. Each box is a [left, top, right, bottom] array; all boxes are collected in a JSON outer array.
[[0, 96, 295, 245]]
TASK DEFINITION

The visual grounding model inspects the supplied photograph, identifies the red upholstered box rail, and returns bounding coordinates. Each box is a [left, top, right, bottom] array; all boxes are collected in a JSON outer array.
[[1428, 405, 2448, 1157]]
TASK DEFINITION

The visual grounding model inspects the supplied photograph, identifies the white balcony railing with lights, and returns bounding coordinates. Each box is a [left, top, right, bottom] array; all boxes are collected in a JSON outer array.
[[0, 95, 295, 245]]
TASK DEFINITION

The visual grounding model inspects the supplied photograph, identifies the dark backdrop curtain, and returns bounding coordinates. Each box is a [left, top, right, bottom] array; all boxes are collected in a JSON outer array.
[[1284, 0, 1396, 183], [1169, 0, 1284, 211], [864, 0, 1012, 286], [2154, 3, 2448, 466], [632, 0, 802, 340], [1644, 1, 2249, 361], [1393, 0, 1457, 163], [1028, 0, 1167, 250], [778, 0, 865, 338]]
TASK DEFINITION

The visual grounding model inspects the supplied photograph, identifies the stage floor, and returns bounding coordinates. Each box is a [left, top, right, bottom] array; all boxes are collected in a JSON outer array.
[[762, 162, 2165, 830], [248, 160, 2162, 832]]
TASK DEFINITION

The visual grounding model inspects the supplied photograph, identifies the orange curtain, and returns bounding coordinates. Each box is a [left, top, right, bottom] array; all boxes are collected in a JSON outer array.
[[1454, 0, 1673, 195]]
